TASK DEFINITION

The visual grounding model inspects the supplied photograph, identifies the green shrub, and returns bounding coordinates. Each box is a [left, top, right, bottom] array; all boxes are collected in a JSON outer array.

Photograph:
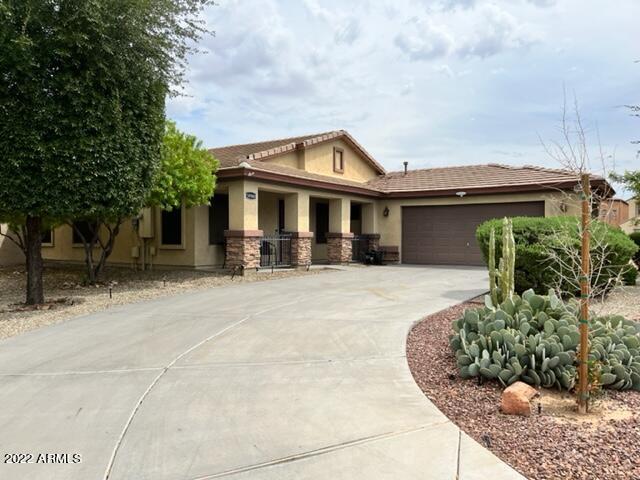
[[476, 216, 639, 295], [451, 290, 640, 391], [630, 232, 640, 264], [623, 265, 638, 286]]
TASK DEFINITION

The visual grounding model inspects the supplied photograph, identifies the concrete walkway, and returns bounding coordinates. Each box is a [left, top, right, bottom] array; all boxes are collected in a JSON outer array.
[[0, 266, 524, 480]]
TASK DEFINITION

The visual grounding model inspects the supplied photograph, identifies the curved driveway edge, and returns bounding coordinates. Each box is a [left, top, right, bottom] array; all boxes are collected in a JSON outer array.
[[0, 266, 525, 480]]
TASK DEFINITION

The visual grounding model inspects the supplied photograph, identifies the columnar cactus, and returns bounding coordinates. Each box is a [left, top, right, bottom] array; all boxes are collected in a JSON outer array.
[[488, 228, 499, 307], [500, 217, 515, 301], [488, 218, 515, 306]]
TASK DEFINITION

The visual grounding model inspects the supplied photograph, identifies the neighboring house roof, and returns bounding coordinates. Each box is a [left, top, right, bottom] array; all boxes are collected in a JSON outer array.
[[210, 130, 386, 174]]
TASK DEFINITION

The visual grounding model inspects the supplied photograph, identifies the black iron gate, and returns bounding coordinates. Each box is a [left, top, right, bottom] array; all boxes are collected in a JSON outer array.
[[260, 233, 292, 267]]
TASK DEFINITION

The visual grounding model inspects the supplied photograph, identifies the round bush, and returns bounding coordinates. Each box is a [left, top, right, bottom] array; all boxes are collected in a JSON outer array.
[[476, 216, 638, 295]]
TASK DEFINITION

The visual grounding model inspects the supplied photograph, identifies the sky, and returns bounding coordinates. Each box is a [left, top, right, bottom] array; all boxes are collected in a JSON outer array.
[[167, 0, 639, 197]]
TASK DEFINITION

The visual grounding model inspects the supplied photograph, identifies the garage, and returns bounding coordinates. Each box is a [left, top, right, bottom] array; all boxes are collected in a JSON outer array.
[[401, 202, 545, 266]]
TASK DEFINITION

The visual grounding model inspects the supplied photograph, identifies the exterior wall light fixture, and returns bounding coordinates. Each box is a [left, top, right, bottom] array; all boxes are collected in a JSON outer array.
[[456, 191, 467, 198], [383, 206, 390, 217]]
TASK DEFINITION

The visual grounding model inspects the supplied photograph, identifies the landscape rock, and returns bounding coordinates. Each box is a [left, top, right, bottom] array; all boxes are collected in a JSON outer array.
[[501, 381, 539, 416]]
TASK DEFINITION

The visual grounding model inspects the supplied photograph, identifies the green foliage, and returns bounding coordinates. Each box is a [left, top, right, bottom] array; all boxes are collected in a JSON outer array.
[[610, 171, 640, 200], [476, 216, 639, 294], [451, 289, 640, 391], [148, 121, 219, 211], [488, 218, 515, 305], [622, 265, 638, 286], [0, 0, 211, 291], [630, 232, 640, 265]]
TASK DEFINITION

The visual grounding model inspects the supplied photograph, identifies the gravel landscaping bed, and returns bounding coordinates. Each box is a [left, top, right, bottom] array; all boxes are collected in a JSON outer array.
[[0, 264, 329, 340], [407, 299, 640, 480]]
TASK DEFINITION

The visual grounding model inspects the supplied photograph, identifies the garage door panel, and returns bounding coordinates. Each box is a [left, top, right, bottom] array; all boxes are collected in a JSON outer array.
[[401, 202, 544, 266]]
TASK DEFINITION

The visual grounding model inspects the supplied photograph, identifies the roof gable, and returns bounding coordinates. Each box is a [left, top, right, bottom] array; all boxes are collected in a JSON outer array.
[[209, 130, 386, 175]]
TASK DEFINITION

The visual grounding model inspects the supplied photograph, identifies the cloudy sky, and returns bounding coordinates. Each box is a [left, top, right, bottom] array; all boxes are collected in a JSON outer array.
[[167, 0, 639, 196]]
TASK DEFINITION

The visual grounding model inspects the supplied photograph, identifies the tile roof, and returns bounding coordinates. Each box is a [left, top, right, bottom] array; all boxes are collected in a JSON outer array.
[[240, 160, 380, 192], [210, 132, 333, 168], [210, 131, 609, 196], [210, 130, 386, 174], [366, 164, 602, 194]]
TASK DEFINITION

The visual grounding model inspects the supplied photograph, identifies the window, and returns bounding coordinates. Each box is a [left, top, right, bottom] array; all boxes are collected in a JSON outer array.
[[208, 194, 229, 245], [315, 203, 329, 244], [333, 147, 344, 173], [72, 221, 98, 244], [161, 207, 182, 246], [41, 229, 53, 246], [350, 203, 361, 221], [278, 199, 285, 232]]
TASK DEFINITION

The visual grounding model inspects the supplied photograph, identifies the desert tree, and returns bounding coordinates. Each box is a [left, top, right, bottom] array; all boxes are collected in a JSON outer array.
[[76, 121, 219, 283], [540, 94, 622, 304], [540, 92, 631, 413], [0, 0, 213, 299]]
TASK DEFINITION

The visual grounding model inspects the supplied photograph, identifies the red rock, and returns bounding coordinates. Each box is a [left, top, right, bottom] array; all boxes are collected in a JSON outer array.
[[501, 381, 539, 416]]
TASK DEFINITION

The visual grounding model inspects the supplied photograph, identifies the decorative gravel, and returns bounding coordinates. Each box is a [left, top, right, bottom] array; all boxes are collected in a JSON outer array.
[[0, 265, 329, 340], [407, 300, 640, 480]]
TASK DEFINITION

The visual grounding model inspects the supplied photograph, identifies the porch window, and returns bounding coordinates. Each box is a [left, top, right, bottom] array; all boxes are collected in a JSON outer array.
[[209, 194, 229, 245], [161, 207, 182, 246], [315, 203, 329, 244], [333, 147, 344, 173], [72, 221, 98, 244], [41, 229, 53, 246]]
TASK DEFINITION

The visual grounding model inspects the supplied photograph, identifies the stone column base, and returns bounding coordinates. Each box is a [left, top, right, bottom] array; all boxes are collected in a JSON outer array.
[[361, 233, 381, 252], [380, 245, 399, 264], [224, 230, 263, 271], [290, 232, 313, 267], [327, 232, 354, 264]]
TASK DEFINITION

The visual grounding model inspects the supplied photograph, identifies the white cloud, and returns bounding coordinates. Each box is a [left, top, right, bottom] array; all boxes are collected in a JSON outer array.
[[167, 0, 639, 180], [456, 4, 538, 58], [394, 18, 454, 60], [394, 4, 538, 62]]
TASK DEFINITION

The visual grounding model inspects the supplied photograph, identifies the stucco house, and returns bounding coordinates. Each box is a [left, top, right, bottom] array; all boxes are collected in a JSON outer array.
[[621, 198, 640, 234], [599, 198, 630, 227], [39, 130, 609, 270]]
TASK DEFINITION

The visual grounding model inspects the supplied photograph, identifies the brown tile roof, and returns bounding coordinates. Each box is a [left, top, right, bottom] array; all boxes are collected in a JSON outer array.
[[240, 161, 380, 192], [210, 131, 610, 197], [210, 130, 386, 174], [366, 163, 604, 194]]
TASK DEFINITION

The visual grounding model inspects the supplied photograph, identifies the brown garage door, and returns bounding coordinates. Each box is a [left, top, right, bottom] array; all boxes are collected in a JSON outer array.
[[401, 202, 544, 266]]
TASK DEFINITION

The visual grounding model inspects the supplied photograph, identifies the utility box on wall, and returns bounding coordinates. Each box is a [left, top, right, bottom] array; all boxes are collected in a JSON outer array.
[[139, 207, 154, 239]]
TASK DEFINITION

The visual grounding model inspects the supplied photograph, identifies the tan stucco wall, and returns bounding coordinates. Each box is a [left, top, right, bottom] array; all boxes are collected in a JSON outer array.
[[375, 191, 582, 261], [258, 191, 281, 235], [264, 139, 380, 183], [38, 179, 584, 269], [622, 199, 640, 234], [42, 205, 203, 268], [0, 225, 25, 266]]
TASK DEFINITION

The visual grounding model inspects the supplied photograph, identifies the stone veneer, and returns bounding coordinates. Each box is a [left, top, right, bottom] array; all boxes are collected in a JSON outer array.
[[380, 245, 399, 264], [361, 233, 381, 252], [327, 232, 354, 264], [224, 230, 263, 270], [290, 232, 313, 267]]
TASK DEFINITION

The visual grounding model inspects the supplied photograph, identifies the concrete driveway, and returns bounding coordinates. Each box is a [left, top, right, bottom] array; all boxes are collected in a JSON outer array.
[[0, 266, 523, 480]]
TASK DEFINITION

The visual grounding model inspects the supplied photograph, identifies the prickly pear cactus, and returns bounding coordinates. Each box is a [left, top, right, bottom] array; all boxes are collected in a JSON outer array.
[[451, 288, 640, 392]]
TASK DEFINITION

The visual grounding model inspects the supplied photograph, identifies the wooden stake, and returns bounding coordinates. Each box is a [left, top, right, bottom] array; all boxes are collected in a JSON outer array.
[[578, 172, 591, 414]]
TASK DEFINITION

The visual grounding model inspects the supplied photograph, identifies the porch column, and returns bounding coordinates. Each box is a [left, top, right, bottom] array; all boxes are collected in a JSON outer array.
[[224, 180, 262, 270], [285, 192, 313, 267], [327, 198, 353, 264], [361, 203, 380, 251]]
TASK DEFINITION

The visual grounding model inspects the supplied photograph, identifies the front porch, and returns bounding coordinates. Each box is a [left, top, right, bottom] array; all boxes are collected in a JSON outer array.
[[221, 180, 380, 270]]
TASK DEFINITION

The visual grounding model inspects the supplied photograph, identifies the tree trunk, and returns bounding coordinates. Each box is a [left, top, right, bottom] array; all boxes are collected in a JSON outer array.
[[25, 215, 44, 305]]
